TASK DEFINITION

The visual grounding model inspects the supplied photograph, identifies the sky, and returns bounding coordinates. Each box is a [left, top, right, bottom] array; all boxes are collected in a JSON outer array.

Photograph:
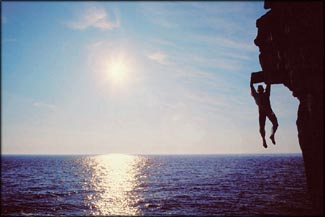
[[2, 2, 301, 155]]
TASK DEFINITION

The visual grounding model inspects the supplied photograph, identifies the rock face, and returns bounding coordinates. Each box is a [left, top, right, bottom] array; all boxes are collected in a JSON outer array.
[[253, 1, 323, 214]]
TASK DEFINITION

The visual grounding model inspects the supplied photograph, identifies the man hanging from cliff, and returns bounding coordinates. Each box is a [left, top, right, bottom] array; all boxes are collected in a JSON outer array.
[[250, 75, 279, 148]]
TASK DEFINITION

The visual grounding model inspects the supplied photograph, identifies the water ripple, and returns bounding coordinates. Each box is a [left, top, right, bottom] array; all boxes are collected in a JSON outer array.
[[1, 154, 313, 216]]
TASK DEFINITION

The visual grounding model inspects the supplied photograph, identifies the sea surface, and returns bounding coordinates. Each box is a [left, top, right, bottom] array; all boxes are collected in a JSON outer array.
[[1, 154, 314, 216]]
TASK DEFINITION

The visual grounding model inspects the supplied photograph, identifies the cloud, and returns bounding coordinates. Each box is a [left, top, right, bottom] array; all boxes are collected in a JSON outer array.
[[139, 3, 179, 29], [147, 51, 169, 65], [186, 52, 244, 72], [33, 102, 57, 111], [66, 6, 120, 30], [196, 35, 257, 53], [220, 50, 253, 61], [190, 2, 261, 19], [151, 38, 176, 47]]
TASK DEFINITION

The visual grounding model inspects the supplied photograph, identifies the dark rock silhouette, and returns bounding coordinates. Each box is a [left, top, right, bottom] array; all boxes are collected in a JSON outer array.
[[252, 1, 323, 215]]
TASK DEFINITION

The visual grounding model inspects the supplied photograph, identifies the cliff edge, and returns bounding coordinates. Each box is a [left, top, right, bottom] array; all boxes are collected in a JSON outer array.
[[253, 1, 323, 214]]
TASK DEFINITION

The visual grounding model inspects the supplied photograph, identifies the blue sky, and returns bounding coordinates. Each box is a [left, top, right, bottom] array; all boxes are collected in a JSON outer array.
[[2, 2, 301, 155]]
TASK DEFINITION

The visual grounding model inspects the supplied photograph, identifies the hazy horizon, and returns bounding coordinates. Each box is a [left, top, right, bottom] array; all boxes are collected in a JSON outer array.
[[2, 2, 301, 155]]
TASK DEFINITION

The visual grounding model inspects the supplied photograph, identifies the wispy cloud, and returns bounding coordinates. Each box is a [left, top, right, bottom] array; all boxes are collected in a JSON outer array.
[[221, 50, 252, 61], [184, 52, 244, 72], [147, 51, 169, 65], [66, 6, 120, 30], [196, 35, 257, 53], [151, 38, 176, 48], [139, 3, 180, 29], [33, 102, 57, 111]]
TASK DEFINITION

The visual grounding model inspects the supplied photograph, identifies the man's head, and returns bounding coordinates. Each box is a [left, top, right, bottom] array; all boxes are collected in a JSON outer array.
[[257, 85, 264, 93]]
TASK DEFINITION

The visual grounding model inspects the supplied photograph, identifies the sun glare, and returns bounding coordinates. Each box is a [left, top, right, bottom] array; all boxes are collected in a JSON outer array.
[[106, 58, 129, 85]]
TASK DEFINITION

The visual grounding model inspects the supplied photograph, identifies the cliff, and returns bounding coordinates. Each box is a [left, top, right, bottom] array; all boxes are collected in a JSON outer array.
[[253, 1, 323, 215]]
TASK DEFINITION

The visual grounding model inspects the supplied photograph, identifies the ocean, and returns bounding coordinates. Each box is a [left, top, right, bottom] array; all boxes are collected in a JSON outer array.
[[1, 154, 313, 216]]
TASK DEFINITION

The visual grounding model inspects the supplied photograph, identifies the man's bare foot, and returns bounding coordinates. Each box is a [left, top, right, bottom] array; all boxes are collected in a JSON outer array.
[[270, 135, 276, 145], [263, 140, 267, 148]]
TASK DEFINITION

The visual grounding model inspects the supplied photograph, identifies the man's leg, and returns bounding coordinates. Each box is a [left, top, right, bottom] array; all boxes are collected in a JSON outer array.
[[259, 113, 267, 148], [268, 112, 278, 144]]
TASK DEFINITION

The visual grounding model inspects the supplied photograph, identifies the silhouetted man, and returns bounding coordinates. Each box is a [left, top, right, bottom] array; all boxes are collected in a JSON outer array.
[[250, 78, 278, 148]]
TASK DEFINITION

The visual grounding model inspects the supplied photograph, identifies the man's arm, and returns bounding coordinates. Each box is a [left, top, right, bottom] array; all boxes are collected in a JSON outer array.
[[250, 79, 257, 97], [265, 83, 271, 96]]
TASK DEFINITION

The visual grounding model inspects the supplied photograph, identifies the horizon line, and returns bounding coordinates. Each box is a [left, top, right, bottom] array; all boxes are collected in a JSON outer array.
[[1, 152, 302, 156]]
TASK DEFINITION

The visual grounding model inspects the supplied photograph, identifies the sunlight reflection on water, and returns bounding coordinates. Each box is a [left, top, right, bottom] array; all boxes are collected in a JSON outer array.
[[82, 154, 146, 215], [1, 155, 312, 216]]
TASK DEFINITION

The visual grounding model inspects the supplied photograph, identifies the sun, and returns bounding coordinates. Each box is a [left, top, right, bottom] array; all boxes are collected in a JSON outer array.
[[96, 50, 139, 91], [109, 61, 127, 83], [105, 57, 129, 85]]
